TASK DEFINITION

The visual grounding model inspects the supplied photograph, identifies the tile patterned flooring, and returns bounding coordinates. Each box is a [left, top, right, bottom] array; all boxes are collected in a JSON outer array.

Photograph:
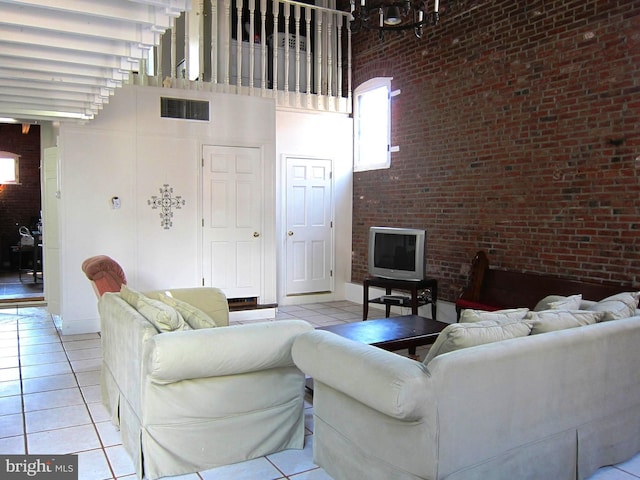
[[0, 302, 639, 479]]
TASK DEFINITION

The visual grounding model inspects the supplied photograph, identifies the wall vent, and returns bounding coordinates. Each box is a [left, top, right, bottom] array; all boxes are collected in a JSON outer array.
[[160, 97, 209, 121]]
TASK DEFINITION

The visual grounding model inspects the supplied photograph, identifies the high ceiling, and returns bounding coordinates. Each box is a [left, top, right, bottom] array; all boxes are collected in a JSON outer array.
[[0, 0, 190, 124]]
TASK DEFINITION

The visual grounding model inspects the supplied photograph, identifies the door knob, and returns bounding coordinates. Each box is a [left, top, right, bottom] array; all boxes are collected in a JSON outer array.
[[287, 231, 294, 236], [253, 232, 260, 237]]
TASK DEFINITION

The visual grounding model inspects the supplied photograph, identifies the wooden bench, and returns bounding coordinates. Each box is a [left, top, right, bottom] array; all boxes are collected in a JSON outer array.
[[455, 251, 636, 321]]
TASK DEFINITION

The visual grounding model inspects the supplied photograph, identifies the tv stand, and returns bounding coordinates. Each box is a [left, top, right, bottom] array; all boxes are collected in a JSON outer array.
[[363, 277, 438, 321]]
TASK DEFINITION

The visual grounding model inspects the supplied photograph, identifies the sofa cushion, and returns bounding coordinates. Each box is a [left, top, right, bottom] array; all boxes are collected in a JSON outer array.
[[534, 294, 582, 312], [425, 319, 533, 364], [586, 292, 640, 321], [459, 308, 529, 324], [526, 310, 605, 334], [157, 293, 217, 329]]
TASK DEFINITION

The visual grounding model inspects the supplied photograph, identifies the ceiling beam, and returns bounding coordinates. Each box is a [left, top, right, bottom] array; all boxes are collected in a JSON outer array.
[[0, 0, 190, 122]]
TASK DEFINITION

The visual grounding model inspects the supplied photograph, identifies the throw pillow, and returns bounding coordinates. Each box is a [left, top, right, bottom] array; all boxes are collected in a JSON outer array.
[[526, 310, 605, 334], [459, 308, 529, 324], [548, 294, 582, 310], [586, 292, 640, 321], [425, 319, 533, 364], [157, 293, 217, 329], [136, 295, 191, 333], [534, 294, 582, 312], [120, 284, 144, 308]]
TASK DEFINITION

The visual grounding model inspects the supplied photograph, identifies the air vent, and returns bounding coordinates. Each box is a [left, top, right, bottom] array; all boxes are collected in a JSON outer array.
[[160, 97, 209, 121]]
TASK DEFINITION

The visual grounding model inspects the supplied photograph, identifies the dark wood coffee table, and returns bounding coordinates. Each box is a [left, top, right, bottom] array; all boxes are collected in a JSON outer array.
[[317, 315, 448, 357]]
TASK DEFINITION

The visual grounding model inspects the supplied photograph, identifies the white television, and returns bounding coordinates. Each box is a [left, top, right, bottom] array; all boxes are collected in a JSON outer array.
[[368, 227, 426, 281]]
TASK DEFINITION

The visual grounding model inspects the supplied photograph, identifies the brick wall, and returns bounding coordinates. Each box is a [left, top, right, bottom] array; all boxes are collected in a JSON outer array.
[[351, 0, 640, 301], [0, 124, 42, 269]]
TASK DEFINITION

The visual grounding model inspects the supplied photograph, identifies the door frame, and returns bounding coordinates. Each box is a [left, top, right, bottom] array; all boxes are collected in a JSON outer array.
[[279, 154, 336, 301]]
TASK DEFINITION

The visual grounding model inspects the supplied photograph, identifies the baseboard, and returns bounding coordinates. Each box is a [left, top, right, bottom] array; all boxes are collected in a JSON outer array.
[[229, 307, 277, 321]]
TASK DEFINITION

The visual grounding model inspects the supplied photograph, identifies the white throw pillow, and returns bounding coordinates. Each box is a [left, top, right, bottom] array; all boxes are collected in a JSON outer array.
[[527, 309, 605, 334], [136, 295, 191, 332], [120, 284, 143, 307], [157, 293, 217, 329], [459, 308, 529, 324], [534, 294, 582, 312], [425, 319, 533, 364], [586, 292, 640, 321], [549, 294, 582, 310], [120, 284, 190, 332]]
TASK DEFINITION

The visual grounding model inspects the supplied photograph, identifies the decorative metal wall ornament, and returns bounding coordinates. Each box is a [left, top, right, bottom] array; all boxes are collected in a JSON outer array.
[[148, 184, 186, 230]]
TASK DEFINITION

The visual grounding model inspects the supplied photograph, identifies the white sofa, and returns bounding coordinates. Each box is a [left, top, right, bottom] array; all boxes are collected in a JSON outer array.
[[292, 297, 640, 480], [98, 287, 313, 479]]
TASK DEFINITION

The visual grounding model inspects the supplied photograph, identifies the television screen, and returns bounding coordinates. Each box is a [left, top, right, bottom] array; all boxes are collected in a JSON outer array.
[[373, 233, 416, 271]]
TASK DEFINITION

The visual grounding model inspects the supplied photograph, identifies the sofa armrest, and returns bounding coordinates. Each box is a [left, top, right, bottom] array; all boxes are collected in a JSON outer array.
[[145, 319, 312, 384], [145, 287, 230, 327], [292, 330, 430, 421]]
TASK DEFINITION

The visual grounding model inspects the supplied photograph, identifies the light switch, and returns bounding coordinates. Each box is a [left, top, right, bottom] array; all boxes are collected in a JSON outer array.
[[111, 197, 121, 209]]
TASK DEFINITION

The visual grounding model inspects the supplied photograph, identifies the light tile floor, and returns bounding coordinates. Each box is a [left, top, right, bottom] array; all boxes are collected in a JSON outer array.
[[0, 302, 639, 479]]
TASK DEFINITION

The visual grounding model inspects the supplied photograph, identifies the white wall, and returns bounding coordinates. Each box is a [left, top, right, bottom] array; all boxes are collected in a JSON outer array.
[[275, 110, 353, 305], [57, 85, 276, 334]]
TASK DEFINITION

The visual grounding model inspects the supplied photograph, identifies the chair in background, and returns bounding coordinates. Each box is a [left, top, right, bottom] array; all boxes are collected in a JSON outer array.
[[81, 255, 127, 297]]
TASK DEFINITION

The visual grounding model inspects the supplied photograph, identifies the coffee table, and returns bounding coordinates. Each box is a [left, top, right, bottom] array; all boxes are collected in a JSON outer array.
[[317, 314, 448, 357]]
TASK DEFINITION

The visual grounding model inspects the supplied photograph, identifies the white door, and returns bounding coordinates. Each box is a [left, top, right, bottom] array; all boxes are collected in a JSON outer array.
[[285, 157, 333, 295], [202, 145, 262, 299]]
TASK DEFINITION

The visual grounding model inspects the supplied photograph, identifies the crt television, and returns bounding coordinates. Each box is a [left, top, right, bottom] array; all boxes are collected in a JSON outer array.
[[368, 227, 426, 281]]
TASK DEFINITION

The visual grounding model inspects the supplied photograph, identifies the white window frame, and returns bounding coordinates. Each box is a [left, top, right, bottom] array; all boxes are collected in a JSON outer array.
[[353, 77, 393, 172], [0, 151, 20, 184]]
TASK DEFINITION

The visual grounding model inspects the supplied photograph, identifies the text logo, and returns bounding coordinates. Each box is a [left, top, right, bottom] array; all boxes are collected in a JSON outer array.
[[1, 455, 78, 480]]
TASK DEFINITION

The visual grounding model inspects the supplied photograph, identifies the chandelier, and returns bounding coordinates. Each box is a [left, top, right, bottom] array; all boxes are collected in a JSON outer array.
[[349, 0, 439, 39]]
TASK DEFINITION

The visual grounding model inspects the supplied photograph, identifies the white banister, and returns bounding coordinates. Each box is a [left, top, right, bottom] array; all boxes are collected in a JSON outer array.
[[283, 3, 290, 93], [222, 0, 231, 85], [235, 0, 242, 87], [184, 11, 189, 79], [211, 0, 218, 83], [336, 14, 342, 99], [248, 0, 256, 88], [171, 17, 177, 79], [294, 4, 301, 94], [271, 1, 279, 93], [260, 0, 267, 90], [315, 10, 322, 98], [327, 11, 333, 98], [305, 8, 311, 96], [152, 0, 351, 113], [199, 0, 205, 81]]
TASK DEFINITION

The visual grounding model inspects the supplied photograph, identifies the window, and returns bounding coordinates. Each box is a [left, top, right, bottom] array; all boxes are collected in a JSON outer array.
[[354, 77, 393, 172], [0, 152, 20, 184]]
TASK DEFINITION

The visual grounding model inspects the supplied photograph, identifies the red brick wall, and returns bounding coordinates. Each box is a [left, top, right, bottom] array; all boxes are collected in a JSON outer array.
[[0, 124, 42, 268], [351, 0, 640, 301]]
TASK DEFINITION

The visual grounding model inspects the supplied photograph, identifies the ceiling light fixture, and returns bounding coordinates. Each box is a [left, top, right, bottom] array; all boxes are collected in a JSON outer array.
[[349, 0, 439, 39]]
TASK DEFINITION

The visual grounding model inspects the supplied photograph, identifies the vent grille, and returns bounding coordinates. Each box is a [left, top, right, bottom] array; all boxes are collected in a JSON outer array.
[[160, 97, 209, 121]]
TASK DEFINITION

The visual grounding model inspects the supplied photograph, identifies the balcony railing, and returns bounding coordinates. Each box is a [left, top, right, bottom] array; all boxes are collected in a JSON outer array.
[[132, 0, 352, 114]]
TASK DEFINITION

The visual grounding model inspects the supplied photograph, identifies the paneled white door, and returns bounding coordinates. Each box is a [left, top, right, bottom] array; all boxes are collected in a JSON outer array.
[[202, 145, 262, 299], [285, 157, 333, 295]]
